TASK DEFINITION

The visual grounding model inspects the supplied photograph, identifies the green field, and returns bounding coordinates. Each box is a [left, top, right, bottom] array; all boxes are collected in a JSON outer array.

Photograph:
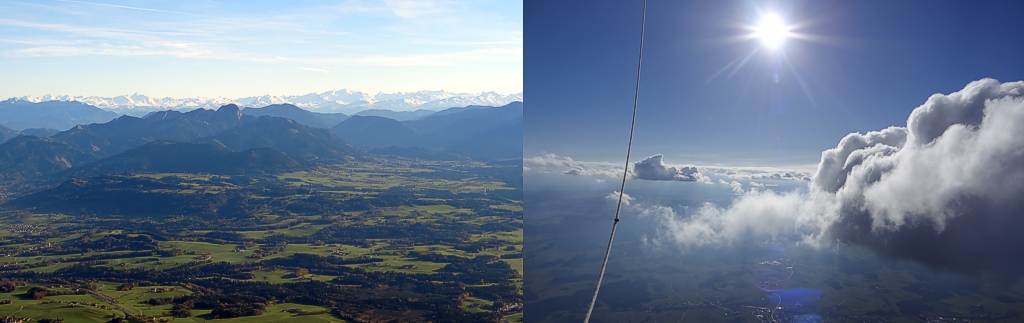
[[0, 285, 344, 323], [0, 158, 523, 322]]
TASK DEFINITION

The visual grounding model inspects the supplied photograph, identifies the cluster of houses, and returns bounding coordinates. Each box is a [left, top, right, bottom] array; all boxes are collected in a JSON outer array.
[[0, 224, 41, 234], [43, 299, 109, 310], [329, 249, 350, 256], [495, 301, 523, 316], [148, 287, 176, 293], [365, 263, 417, 270], [1, 261, 22, 268]]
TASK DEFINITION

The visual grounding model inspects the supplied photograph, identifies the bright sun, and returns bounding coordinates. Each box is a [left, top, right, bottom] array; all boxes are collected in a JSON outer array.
[[755, 14, 790, 50]]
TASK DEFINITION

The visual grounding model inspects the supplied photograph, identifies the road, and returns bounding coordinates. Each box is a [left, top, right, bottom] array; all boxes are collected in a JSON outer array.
[[84, 288, 150, 322]]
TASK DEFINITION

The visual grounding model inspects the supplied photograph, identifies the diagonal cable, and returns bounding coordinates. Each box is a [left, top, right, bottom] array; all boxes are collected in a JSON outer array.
[[583, 0, 647, 321]]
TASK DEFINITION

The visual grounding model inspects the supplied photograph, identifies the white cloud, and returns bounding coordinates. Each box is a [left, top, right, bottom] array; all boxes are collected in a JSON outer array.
[[528, 153, 811, 186], [604, 191, 634, 206], [0, 1, 523, 97], [638, 189, 830, 248], [643, 79, 1024, 275], [321, 47, 522, 67], [10, 43, 221, 59], [810, 126, 907, 193], [382, 0, 450, 19], [718, 179, 744, 194], [524, 153, 623, 178], [55, 0, 202, 17], [632, 154, 710, 183], [702, 166, 812, 181]]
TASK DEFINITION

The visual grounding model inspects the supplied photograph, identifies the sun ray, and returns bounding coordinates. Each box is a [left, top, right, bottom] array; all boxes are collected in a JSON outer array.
[[706, 47, 761, 83], [781, 52, 817, 106]]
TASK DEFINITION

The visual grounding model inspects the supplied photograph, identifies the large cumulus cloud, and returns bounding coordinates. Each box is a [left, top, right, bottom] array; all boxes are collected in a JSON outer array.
[[646, 78, 1024, 275], [632, 154, 710, 182]]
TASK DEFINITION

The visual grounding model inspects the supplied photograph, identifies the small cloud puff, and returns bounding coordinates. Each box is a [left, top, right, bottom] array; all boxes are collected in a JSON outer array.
[[605, 191, 634, 206]]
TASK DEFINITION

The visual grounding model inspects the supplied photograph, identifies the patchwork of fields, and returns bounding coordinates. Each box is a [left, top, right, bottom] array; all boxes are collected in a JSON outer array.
[[0, 158, 523, 322]]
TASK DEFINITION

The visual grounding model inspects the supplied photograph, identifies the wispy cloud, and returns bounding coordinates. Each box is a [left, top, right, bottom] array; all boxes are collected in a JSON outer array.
[[0, 18, 270, 61], [0, 0, 522, 96], [11, 43, 210, 58], [342, 47, 521, 67], [382, 0, 451, 19], [0, 18, 163, 39], [0, 3, 520, 65], [56, 0, 202, 17]]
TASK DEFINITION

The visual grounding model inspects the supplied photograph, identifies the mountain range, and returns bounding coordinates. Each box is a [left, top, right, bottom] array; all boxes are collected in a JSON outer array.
[[0, 125, 17, 143], [353, 109, 436, 121], [196, 116, 358, 161], [53, 104, 253, 158], [67, 141, 306, 178], [241, 104, 348, 129], [15, 90, 523, 116], [330, 102, 523, 159], [0, 135, 98, 182], [0, 100, 521, 184], [0, 99, 121, 131], [0, 96, 521, 133]]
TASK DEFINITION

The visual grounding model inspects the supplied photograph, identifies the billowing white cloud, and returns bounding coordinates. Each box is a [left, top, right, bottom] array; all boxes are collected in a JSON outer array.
[[644, 78, 1024, 275], [632, 154, 710, 183], [638, 189, 832, 248], [811, 126, 907, 193]]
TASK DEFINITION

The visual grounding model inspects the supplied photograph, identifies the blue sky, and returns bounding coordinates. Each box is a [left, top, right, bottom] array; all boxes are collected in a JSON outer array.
[[0, 0, 522, 98], [525, 0, 1024, 166]]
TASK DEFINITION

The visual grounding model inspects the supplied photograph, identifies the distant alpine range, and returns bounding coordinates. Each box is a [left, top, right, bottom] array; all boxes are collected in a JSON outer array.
[[0, 97, 522, 184], [12, 90, 523, 116]]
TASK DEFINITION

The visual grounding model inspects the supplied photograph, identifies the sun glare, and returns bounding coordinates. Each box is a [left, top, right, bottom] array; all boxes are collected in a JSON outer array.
[[755, 14, 790, 50]]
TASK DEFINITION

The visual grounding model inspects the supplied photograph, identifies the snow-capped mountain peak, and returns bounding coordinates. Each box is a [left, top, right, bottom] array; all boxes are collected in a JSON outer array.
[[15, 90, 522, 116]]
